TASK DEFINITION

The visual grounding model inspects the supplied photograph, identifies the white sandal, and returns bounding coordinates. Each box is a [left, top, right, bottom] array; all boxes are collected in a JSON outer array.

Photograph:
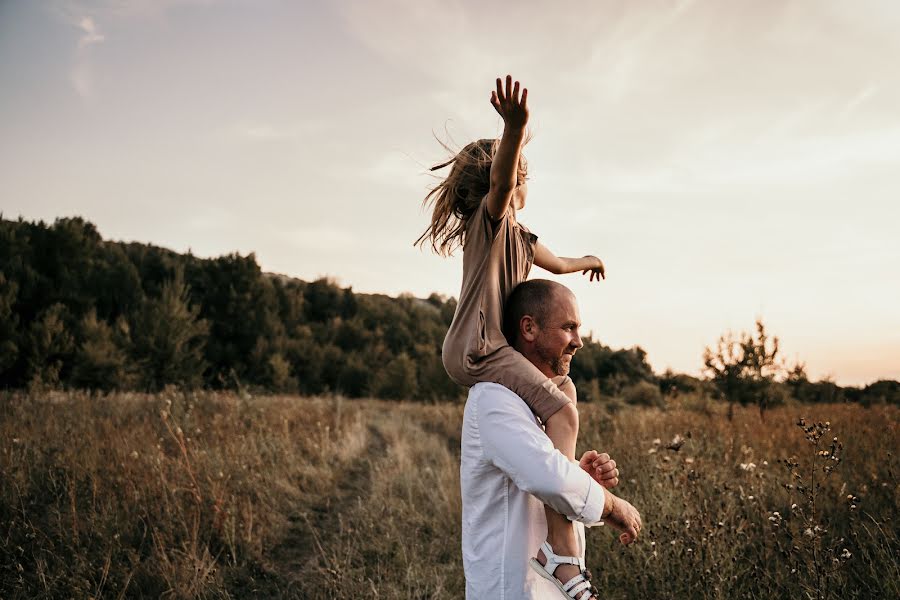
[[528, 541, 599, 600]]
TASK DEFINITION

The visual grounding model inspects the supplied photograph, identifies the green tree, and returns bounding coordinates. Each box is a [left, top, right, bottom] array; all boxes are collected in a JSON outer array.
[[130, 269, 209, 391], [373, 353, 417, 400], [71, 310, 132, 390], [703, 319, 782, 420], [0, 272, 19, 379], [266, 352, 297, 393], [784, 360, 814, 403], [25, 303, 74, 389]]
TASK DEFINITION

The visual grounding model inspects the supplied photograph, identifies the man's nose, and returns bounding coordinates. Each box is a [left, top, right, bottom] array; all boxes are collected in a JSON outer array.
[[571, 330, 584, 349]]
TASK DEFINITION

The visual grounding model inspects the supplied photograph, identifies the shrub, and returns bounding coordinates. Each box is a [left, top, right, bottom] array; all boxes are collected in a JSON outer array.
[[623, 381, 664, 408]]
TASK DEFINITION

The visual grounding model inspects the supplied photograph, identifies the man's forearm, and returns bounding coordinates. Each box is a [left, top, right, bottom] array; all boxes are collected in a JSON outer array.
[[478, 391, 607, 526]]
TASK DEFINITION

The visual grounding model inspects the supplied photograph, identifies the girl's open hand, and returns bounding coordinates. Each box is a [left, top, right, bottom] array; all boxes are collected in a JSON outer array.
[[582, 255, 606, 282], [490, 75, 528, 129]]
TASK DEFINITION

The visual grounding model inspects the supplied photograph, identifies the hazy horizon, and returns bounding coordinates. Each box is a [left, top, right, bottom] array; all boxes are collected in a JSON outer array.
[[2, 0, 898, 386]]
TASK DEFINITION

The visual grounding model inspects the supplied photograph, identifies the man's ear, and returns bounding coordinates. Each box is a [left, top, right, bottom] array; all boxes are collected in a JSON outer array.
[[520, 315, 538, 343]]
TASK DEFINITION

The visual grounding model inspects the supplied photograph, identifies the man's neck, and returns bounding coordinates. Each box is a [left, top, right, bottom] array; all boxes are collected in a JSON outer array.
[[513, 345, 554, 379]]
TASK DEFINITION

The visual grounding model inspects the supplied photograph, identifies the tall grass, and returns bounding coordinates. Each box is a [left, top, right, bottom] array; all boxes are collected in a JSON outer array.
[[1, 391, 896, 598]]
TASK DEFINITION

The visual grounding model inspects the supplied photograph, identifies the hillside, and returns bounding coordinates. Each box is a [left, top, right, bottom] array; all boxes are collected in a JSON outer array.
[[0, 216, 660, 400]]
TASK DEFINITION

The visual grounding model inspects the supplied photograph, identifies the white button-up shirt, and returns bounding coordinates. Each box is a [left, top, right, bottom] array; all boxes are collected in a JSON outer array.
[[461, 383, 607, 599]]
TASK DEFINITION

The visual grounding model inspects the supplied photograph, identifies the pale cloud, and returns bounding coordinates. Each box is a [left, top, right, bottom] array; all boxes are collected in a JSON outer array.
[[51, 0, 218, 22], [239, 124, 298, 142], [69, 60, 94, 99], [229, 118, 336, 142], [49, 0, 219, 99], [77, 16, 105, 48], [280, 226, 358, 251], [835, 83, 882, 122], [683, 125, 900, 188], [47, 7, 106, 99], [363, 151, 429, 188]]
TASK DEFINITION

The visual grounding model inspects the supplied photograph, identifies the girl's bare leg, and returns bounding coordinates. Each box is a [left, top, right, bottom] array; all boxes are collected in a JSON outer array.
[[538, 385, 584, 590]]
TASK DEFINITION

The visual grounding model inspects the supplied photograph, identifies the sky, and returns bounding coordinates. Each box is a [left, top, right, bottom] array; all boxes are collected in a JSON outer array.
[[1, 0, 898, 386]]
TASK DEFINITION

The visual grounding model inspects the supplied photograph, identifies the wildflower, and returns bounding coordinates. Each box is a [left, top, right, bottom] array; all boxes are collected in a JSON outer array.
[[740, 462, 757, 472], [804, 528, 814, 537], [666, 435, 685, 451], [130, 450, 139, 459], [841, 549, 851, 560]]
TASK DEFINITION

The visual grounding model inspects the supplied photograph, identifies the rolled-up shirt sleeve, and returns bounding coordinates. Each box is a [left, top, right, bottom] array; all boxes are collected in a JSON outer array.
[[477, 387, 606, 526]]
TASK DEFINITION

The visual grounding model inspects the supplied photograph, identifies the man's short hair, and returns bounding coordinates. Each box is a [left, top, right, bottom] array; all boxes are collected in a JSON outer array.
[[503, 279, 565, 345]]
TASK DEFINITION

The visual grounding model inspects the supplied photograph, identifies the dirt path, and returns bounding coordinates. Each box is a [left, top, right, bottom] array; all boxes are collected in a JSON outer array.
[[264, 418, 387, 597]]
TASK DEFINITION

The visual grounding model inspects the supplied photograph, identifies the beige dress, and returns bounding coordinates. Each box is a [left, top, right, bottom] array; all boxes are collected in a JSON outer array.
[[442, 195, 573, 422]]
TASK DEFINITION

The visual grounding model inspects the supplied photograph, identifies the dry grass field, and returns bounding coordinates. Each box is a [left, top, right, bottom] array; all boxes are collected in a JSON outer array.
[[1, 391, 897, 599]]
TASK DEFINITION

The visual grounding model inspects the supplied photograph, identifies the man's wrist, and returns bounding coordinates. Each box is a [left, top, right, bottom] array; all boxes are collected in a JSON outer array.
[[602, 490, 615, 518]]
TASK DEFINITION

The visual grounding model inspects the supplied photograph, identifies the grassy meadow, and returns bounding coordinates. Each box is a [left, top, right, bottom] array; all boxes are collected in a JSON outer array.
[[1, 391, 897, 599]]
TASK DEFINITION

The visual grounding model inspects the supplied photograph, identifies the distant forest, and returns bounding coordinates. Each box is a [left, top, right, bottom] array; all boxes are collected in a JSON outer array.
[[1, 216, 897, 405]]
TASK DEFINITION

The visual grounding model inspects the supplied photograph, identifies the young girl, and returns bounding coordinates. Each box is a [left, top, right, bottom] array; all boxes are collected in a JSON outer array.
[[416, 75, 616, 599]]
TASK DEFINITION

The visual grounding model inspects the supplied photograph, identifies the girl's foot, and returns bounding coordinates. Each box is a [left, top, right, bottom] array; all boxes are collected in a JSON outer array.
[[530, 542, 598, 599]]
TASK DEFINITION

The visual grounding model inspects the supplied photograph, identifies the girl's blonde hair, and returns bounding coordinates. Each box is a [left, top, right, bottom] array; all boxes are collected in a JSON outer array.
[[415, 137, 527, 256]]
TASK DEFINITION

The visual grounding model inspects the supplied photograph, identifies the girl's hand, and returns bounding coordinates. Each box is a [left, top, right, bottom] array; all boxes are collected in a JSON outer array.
[[490, 75, 529, 130], [579, 450, 619, 489], [582, 255, 606, 282]]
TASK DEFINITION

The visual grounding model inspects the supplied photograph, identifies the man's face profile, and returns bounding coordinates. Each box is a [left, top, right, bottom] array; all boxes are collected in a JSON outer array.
[[532, 289, 584, 377]]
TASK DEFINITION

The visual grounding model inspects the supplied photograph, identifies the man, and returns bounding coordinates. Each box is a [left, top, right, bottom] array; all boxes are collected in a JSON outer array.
[[460, 279, 642, 599]]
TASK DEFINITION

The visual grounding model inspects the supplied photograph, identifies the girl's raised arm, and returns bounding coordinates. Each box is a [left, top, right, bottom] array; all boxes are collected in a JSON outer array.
[[485, 75, 528, 221]]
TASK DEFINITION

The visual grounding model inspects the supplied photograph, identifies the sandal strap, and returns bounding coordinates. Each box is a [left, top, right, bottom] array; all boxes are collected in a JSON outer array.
[[565, 578, 592, 597], [562, 568, 598, 599], [540, 541, 585, 576]]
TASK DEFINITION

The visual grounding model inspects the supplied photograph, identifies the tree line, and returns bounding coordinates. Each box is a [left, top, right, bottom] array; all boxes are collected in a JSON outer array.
[[0, 216, 654, 400], [1, 216, 896, 406]]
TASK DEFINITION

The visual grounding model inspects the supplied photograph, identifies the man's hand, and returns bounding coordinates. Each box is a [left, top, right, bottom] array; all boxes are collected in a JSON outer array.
[[578, 450, 619, 488], [602, 492, 642, 545]]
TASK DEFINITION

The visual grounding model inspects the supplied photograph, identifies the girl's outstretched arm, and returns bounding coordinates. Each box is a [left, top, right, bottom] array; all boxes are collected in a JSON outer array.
[[534, 241, 606, 281], [486, 75, 528, 221]]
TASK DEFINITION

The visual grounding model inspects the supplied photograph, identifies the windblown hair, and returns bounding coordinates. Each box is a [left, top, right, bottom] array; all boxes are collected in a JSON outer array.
[[415, 137, 529, 256], [503, 279, 564, 345]]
